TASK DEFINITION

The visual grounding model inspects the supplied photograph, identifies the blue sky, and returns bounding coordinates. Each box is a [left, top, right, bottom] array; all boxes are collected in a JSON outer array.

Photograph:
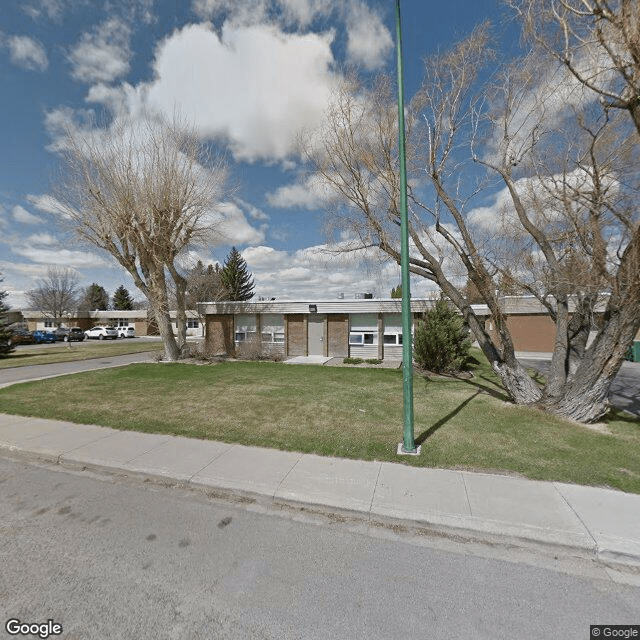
[[0, 0, 516, 308]]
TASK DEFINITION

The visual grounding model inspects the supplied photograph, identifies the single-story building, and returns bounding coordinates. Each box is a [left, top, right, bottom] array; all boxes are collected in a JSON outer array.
[[198, 298, 469, 359], [198, 295, 636, 358], [19, 309, 205, 338]]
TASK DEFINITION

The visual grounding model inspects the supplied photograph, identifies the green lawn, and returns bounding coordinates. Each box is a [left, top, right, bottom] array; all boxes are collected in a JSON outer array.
[[1, 353, 639, 493], [0, 341, 164, 369]]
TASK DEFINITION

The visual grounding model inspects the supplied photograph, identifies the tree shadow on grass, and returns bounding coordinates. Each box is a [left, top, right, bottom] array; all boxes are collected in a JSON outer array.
[[416, 390, 481, 445], [461, 375, 511, 402]]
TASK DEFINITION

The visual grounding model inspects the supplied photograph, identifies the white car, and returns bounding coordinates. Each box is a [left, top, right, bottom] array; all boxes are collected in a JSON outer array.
[[117, 327, 136, 338], [85, 326, 119, 340]]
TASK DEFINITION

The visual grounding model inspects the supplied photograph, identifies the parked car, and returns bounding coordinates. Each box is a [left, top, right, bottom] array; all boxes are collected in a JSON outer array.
[[8, 328, 35, 345], [32, 330, 57, 344], [62, 327, 85, 342], [53, 327, 69, 341], [85, 326, 118, 340], [117, 326, 136, 338]]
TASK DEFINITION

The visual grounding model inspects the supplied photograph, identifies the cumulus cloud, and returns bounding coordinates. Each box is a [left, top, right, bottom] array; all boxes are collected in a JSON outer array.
[[12, 205, 42, 224], [202, 201, 266, 247], [12, 245, 110, 268], [7, 35, 48, 71], [141, 22, 337, 162], [345, 1, 393, 71], [266, 174, 332, 210], [69, 17, 132, 83], [240, 242, 404, 299]]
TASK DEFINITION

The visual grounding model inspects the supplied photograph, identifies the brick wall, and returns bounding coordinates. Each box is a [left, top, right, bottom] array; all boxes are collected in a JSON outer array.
[[286, 314, 306, 356], [205, 314, 235, 356], [486, 314, 557, 352], [327, 314, 348, 357]]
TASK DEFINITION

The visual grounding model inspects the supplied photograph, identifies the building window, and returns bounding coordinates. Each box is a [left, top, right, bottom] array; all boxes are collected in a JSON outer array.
[[187, 319, 199, 329], [44, 320, 54, 328], [116, 318, 129, 327], [260, 314, 285, 344], [383, 333, 403, 345], [349, 313, 377, 346], [235, 314, 257, 343], [349, 332, 376, 345]]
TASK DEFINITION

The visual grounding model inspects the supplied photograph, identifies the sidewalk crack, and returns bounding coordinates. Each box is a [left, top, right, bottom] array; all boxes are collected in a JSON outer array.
[[368, 462, 383, 520], [461, 472, 474, 517], [553, 483, 598, 553]]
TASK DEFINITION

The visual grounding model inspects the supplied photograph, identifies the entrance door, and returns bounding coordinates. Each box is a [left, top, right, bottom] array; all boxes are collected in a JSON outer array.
[[307, 315, 326, 356]]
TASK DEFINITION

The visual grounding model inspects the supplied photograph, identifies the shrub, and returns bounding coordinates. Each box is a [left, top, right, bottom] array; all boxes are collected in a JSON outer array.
[[414, 298, 472, 373], [365, 358, 382, 365], [343, 357, 364, 365], [236, 336, 284, 362]]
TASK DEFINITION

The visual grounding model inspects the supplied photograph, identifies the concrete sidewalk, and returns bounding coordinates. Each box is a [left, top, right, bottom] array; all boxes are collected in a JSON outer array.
[[1, 412, 638, 570]]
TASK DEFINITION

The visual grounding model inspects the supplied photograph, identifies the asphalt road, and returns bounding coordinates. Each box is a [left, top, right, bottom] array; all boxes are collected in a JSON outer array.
[[0, 350, 161, 388], [1, 457, 639, 640]]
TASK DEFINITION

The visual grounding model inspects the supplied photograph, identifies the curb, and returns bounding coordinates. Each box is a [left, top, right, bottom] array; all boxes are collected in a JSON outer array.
[[3, 442, 639, 573]]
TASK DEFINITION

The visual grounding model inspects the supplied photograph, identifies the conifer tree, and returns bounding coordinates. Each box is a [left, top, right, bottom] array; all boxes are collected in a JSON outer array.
[[112, 285, 134, 310], [0, 274, 15, 356], [221, 247, 255, 301], [414, 298, 472, 374], [79, 283, 109, 310]]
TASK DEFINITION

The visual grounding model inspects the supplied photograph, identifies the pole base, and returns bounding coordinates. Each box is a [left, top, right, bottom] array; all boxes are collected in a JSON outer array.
[[397, 443, 421, 456]]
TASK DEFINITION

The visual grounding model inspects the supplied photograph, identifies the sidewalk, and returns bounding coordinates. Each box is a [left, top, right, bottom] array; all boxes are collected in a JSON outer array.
[[1, 412, 639, 570]]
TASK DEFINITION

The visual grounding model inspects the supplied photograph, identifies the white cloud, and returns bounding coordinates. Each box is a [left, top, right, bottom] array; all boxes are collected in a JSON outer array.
[[27, 194, 67, 216], [345, 1, 393, 71], [12, 246, 110, 268], [266, 174, 332, 209], [22, 0, 69, 22], [203, 201, 266, 247], [240, 241, 404, 299], [26, 232, 59, 245], [7, 35, 48, 71], [69, 17, 132, 83], [12, 205, 42, 224], [142, 21, 338, 162]]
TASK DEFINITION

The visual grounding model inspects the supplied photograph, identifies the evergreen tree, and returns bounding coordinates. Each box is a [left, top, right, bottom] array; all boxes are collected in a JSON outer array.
[[414, 298, 472, 374], [390, 284, 402, 298], [79, 283, 109, 310], [0, 274, 15, 357], [221, 247, 255, 301], [112, 285, 134, 310]]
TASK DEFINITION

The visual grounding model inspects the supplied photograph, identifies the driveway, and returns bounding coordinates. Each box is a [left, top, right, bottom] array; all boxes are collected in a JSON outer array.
[[519, 357, 640, 417], [0, 351, 160, 389]]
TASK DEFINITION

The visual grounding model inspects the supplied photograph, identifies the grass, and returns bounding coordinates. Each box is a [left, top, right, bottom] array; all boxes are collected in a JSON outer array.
[[0, 341, 164, 369], [1, 350, 639, 493]]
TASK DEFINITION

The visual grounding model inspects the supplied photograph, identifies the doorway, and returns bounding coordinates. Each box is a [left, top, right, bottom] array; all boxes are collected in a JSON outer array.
[[307, 315, 326, 356]]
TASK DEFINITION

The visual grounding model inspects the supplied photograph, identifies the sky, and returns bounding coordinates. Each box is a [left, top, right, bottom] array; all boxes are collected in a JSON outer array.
[[0, 0, 517, 308]]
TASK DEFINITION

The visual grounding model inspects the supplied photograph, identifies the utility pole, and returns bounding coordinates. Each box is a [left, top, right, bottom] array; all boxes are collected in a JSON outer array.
[[395, 0, 418, 455]]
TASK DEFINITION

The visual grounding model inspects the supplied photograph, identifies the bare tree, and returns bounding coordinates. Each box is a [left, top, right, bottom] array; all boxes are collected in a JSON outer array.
[[26, 267, 79, 326], [302, 19, 640, 422], [55, 116, 228, 360]]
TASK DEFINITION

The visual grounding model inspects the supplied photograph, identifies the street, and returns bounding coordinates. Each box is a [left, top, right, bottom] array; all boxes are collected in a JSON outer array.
[[1, 457, 638, 640]]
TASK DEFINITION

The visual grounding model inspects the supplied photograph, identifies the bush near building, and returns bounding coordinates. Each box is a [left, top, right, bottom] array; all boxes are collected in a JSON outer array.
[[414, 299, 472, 374]]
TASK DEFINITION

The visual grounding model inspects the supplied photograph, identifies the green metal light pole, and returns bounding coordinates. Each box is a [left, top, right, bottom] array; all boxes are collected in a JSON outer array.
[[395, 0, 416, 454]]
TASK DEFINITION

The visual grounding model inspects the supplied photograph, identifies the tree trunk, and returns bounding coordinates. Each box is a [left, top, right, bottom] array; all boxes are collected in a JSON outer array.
[[154, 309, 180, 361], [168, 265, 189, 358], [544, 299, 569, 400], [449, 288, 544, 405], [541, 301, 640, 423], [149, 267, 180, 362]]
